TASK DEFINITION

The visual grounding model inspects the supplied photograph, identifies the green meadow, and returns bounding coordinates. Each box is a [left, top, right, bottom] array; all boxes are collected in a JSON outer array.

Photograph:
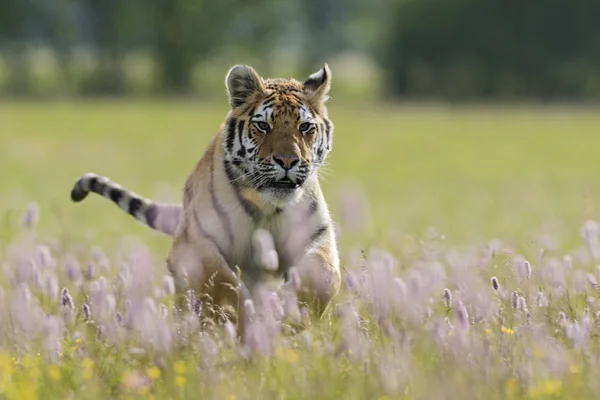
[[3, 102, 600, 245], [1, 100, 600, 399]]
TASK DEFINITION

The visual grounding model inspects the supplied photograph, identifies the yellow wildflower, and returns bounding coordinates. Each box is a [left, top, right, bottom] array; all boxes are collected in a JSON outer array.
[[528, 380, 562, 398], [501, 326, 514, 335], [174, 360, 186, 375], [0, 353, 13, 377], [505, 378, 519, 398], [147, 366, 161, 381], [82, 358, 94, 380], [14, 381, 38, 400], [175, 376, 187, 386], [47, 365, 61, 381]]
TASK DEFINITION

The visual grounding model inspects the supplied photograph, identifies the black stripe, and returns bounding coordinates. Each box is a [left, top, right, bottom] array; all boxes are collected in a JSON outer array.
[[241, 103, 254, 117], [323, 119, 331, 150], [310, 224, 329, 244], [145, 204, 157, 228], [225, 118, 237, 152], [109, 189, 123, 204], [90, 177, 101, 193], [210, 158, 234, 245], [236, 120, 246, 157], [262, 96, 276, 107], [223, 160, 261, 220], [128, 198, 143, 216]]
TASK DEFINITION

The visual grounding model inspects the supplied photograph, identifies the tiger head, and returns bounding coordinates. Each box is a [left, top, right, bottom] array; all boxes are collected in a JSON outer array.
[[222, 65, 333, 206]]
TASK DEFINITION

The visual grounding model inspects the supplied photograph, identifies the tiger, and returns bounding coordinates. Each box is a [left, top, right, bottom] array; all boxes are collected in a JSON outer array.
[[70, 64, 341, 338]]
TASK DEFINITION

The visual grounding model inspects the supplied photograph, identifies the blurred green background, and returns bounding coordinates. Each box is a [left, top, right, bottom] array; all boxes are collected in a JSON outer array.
[[1, 0, 599, 100], [2, 102, 600, 258], [1, 0, 600, 256]]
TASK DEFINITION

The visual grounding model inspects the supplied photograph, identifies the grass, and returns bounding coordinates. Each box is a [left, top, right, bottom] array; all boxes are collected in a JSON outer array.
[[1, 100, 600, 399]]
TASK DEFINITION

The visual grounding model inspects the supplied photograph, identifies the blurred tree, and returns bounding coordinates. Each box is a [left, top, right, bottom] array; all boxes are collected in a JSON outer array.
[[380, 0, 600, 100], [78, 0, 126, 95], [37, 0, 80, 95], [300, 0, 351, 75], [0, 0, 33, 95], [152, 0, 189, 94]]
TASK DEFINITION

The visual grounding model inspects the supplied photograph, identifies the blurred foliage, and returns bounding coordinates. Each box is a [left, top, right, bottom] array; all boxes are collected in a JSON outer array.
[[0, 0, 598, 100], [380, 0, 600, 100]]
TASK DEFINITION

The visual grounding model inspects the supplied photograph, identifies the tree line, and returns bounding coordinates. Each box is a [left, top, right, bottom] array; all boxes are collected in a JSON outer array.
[[1, 0, 598, 100]]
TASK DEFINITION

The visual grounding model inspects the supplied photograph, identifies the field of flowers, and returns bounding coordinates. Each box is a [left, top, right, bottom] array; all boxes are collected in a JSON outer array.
[[1, 101, 600, 399]]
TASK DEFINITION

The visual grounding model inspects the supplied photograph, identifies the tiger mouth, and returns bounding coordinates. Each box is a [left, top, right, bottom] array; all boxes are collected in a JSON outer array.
[[265, 177, 300, 190]]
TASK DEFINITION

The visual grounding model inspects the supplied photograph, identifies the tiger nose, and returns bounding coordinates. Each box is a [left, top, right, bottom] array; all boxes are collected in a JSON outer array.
[[273, 154, 299, 170]]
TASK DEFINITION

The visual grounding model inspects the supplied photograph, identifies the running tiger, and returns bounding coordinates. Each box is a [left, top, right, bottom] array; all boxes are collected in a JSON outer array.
[[70, 64, 341, 337]]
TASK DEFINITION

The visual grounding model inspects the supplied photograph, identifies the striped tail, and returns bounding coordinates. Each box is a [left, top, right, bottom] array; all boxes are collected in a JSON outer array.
[[70, 173, 181, 236]]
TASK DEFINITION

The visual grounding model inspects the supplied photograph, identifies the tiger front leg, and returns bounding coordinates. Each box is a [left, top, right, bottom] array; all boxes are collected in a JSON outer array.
[[285, 242, 341, 323], [166, 236, 250, 338]]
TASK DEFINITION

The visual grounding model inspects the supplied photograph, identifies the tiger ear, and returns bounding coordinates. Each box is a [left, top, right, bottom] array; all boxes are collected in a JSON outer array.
[[303, 64, 332, 102], [225, 65, 265, 108]]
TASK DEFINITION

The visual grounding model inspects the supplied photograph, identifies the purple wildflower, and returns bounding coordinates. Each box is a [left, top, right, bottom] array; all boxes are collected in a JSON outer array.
[[443, 288, 452, 308], [37, 245, 54, 269], [85, 262, 96, 280], [518, 296, 528, 312], [535, 291, 547, 307], [82, 303, 92, 321], [344, 271, 359, 294], [21, 201, 40, 228], [491, 276, 500, 291], [193, 299, 202, 317], [61, 288, 74, 310], [514, 257, 532, 280], [42, 273, 59, 301], [91, 246, 110, 272], [511, 291, 519, 310], [64, 257, 82, 284]]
